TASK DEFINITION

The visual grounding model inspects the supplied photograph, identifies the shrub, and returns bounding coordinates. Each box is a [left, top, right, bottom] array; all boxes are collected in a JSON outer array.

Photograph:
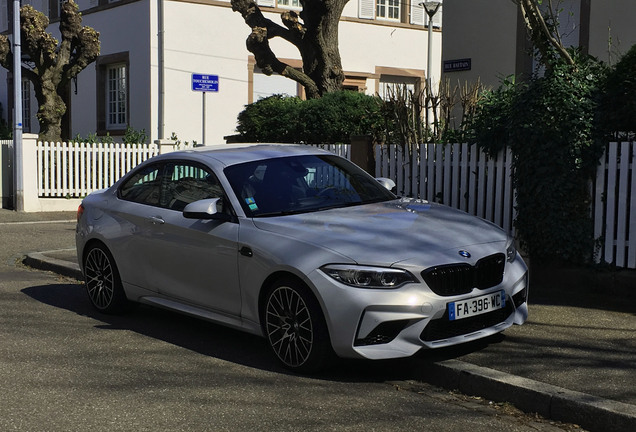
[[236, 95, 303, 143], [235, 91, 383, 144], [471, 51, 607, 264]]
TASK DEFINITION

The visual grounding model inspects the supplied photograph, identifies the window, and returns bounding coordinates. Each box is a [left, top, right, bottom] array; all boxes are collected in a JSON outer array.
[[164, 163, 225, 212], [48, 0, 64, 20], [376, 0, 400, 20], [96, 52, 129, 135], [379, 75, 416, 100], [277, 0, 300, 8], [119, 162, 226, 212], [252, 66, 300, 102], [119, 164, 163, 206], [224, 155, 394, 217], [106, 64, 127, 129], [21, 80, 31, 133]]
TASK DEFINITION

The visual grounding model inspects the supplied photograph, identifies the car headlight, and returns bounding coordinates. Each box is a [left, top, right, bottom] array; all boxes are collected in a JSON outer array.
[[321, 264, 416, 289], [506, 237, 517, 262]]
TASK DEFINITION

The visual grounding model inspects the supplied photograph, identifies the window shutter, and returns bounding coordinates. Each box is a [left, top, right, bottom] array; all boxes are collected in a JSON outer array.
[[432, 7, 442, 28], [359, 0, 375, 20], [257, 0, 276, 7], [410, 3, 424, 25]]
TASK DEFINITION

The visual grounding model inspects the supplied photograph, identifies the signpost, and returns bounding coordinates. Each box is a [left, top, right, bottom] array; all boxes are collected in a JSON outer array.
[[191, 74, 219, 145]]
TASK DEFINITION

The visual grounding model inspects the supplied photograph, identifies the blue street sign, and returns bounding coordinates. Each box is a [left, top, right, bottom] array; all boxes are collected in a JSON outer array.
[[192, 74, 219, 92]]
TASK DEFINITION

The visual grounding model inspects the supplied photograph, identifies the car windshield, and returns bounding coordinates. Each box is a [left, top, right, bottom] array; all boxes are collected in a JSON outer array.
[[224, 154, 396, 217]]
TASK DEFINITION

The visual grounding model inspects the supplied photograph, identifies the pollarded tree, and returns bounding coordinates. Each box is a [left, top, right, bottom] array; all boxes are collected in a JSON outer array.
[[0, 1, 100, 142], [231, 0, 347, 99]]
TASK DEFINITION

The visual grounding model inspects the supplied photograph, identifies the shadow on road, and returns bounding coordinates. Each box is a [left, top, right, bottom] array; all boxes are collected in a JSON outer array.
[[21, 282, 501, 382]]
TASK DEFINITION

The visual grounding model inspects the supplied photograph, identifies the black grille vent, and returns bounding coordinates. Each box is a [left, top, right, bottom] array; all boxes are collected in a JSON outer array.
[[422, 253, 506, 296], [421, 300, 514, 342], [354, 320, 411, 346]]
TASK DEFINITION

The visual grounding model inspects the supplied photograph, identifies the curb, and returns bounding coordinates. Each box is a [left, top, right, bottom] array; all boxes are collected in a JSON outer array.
[[23, 251, 83, 281], [420, 359, 636, 432], [22, 251, 636, 432]]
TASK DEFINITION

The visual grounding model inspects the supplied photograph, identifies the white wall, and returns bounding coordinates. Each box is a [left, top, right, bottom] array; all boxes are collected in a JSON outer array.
[[442, 0, 519, 90], [160, 2, 250, 145], [74, 0, 152, 140], [589, 0, 636, 63], [0, 0, 437, 144]]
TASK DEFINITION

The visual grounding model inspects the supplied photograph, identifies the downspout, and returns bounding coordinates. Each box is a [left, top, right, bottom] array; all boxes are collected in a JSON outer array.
[[157, 0, 165, 140]]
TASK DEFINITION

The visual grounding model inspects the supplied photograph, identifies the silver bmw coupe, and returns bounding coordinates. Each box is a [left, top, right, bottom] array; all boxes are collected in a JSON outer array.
[[76, 144, 528, 372]]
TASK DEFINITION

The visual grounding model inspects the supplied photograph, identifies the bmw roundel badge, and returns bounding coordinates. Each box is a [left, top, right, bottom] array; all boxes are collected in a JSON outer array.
[[458, 250, 471, 258]]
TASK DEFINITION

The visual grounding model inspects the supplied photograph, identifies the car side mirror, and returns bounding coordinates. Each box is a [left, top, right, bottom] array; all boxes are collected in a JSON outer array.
[[183, 198, 231, 221], [376, 177, 396, 191]]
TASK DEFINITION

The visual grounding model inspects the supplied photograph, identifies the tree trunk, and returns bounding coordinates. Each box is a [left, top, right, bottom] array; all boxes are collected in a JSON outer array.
[[33, 77, 65, 142], [300, 1, 346, 95], [231, 0, 348, 98]]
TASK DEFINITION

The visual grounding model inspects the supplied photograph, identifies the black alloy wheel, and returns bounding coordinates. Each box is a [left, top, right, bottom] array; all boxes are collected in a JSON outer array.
[[264, 278, 333, 373], [83, 244, 130, 314]]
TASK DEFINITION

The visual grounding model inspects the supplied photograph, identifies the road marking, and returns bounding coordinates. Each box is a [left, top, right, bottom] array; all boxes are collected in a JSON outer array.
[[0, 219, 76, 226]]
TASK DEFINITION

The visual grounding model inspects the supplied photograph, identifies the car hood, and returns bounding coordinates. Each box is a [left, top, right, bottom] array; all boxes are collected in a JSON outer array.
[[251, 198, 507, 266]]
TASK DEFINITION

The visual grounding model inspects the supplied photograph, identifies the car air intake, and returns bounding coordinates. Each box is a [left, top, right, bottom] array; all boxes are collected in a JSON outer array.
[[422, 253, 506, 296], [354, 319, 411, 346]]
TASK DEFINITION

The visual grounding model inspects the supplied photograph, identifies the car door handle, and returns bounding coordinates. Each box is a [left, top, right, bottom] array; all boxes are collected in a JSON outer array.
[[149, 216, 165, 225]]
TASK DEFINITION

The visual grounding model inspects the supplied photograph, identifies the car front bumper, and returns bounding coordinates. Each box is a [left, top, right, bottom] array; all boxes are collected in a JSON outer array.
[[307, 256, 529, 360]]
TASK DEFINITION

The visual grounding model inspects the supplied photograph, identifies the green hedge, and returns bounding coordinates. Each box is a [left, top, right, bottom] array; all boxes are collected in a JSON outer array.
[[235, 91, 383, 144]]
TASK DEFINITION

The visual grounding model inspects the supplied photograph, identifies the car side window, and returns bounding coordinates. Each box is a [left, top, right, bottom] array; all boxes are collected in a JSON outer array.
[[119, 163, 164, 206], [163, 162, 225, 212]]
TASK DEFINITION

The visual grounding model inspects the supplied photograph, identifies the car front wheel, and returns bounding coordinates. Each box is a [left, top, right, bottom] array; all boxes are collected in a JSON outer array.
[[83, 243, 130, 314], [264, 278, 333, 373]]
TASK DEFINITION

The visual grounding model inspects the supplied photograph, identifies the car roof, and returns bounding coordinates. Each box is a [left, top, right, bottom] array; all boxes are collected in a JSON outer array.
[[162, 143, 334, 167]]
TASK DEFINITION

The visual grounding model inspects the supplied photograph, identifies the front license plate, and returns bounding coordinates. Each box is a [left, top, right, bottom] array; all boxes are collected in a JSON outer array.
[[448, 290, 505, 321]]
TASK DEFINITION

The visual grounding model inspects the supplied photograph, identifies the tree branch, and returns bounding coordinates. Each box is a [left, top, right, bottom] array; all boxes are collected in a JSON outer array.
[[516, 0, 574, 66], [231, 0, 303, 46], [247, 27, 319, 98], [232, 0, 319, 97]]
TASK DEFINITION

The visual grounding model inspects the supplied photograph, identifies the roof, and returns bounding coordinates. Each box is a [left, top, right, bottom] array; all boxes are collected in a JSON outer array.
[[163, 143, 334, 167]]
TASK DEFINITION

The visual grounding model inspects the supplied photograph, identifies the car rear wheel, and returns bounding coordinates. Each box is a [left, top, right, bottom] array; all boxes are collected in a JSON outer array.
[[264, 278, 333, 373], [83, 243, 130, 314]]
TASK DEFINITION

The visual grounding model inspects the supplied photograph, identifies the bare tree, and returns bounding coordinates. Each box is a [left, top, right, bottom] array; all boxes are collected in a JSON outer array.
[[231, 0, 347, 99], [514, 0, 574, 67], [0, 1, 100, 142]]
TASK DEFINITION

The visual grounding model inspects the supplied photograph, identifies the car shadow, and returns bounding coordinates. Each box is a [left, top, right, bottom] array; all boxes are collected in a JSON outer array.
[[21, 282, 504, 383]]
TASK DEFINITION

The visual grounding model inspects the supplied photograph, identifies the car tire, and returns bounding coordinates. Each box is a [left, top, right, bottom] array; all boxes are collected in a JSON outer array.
[[83, 243, 131, 314], [264, 278, 333, 373]]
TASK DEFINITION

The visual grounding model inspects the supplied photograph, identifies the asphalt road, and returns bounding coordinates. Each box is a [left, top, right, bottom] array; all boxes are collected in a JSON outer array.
[[0, 210, 584, 431]]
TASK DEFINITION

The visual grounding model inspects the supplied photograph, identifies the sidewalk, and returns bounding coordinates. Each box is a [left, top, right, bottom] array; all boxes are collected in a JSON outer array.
[[23, 246, 636, 432]]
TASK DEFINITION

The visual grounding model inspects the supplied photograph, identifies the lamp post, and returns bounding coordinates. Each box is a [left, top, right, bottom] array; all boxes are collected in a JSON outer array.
[[13, 0, 23, 211], [419, 1, 442, 93]]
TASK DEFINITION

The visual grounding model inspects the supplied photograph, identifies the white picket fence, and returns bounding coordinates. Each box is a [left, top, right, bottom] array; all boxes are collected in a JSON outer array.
[[376, 141, 635, 269], [376, 143, 516, 234], [34, 141, 349, 199], [594, 142, 636, 269], [2, 137, 633, 268], [37, 141, 160, 198]]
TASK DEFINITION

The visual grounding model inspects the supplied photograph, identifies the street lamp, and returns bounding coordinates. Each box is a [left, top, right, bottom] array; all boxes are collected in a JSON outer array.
[[419, 1, 443, 92]]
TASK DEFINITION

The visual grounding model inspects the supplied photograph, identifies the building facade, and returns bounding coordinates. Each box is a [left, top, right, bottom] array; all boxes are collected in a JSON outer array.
[[441, 0, 636, 90], [0, 0, 442, 144], [438, 0, 636, 130]]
